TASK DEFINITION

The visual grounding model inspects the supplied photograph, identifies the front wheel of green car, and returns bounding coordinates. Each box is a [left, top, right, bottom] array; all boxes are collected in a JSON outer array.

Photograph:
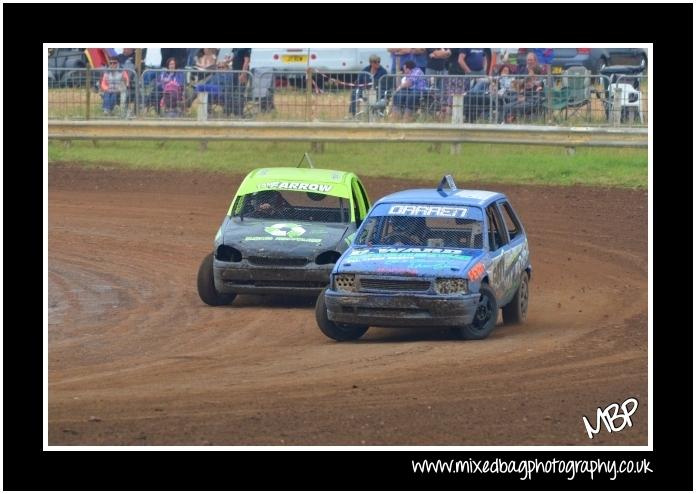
[[315, 288, 368, 341], [457, 283, 498, 340], [197, 252, 236, 306]]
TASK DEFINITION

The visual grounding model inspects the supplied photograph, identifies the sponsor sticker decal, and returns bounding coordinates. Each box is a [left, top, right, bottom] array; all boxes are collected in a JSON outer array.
[[265, 223, 306, 238], [387, 204, 469, 218], [258, 182, 333, 192]]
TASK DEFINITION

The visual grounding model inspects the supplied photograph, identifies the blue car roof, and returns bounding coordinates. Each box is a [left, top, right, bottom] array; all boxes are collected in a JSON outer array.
[[375, 189, 506, 207]]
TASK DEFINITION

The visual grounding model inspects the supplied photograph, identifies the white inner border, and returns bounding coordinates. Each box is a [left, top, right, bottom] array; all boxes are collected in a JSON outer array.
[[43, 42, 652, 452]]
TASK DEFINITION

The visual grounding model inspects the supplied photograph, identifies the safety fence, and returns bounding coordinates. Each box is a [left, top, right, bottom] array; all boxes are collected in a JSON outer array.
[[47, 68, 648, 127]]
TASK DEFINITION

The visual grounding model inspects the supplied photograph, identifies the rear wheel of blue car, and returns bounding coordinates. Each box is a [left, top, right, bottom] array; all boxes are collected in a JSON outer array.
[[315, 288, 369, 341], [197, 252, 236, 306], [502, 271, 529, 325], [457, 284, 498, 340]]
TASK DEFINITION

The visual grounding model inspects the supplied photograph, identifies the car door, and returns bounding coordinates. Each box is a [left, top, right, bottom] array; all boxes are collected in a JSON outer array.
[[485, 204, 510, 302], [495, 199, 529, 305]]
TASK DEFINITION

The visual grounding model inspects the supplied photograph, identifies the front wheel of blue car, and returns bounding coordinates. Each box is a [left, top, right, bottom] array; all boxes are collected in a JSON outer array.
[[457, 283, 498, 340], [315, 288, 369, 341], [197, 252, 236, 306]]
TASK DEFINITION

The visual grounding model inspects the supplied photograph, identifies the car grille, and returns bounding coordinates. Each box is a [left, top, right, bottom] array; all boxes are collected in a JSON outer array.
[[247, 256, 308, 267], [358, 278, 431, 292]]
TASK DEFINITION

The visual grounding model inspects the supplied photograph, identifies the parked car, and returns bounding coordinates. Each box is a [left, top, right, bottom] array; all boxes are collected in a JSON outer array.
[[197, 162, 371, 306], [48, 48, 89, 87], [315, 175, 531, 341], [516, 48, 647, 75]]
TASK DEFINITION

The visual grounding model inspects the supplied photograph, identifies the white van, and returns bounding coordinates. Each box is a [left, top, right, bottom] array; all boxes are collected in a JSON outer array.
[[249, 48, 392, 73], [214, 48, 393, 113]]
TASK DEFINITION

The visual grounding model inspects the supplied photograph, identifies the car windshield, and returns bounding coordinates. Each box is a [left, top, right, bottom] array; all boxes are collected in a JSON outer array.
[[231, 190, 349, 223], [356, 214, 484, 249]]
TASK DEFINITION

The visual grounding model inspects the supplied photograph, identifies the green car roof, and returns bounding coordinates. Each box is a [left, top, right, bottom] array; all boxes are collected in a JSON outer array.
[[235, 167, 356, 199]]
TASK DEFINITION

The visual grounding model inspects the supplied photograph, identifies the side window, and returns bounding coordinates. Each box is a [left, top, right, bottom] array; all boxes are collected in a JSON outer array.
[[356, 179, 370, 211], [486, 205, 508, 251], [350, 185, 361, 224], [497, 201, 522, 241], [351, 178, 369, 223]]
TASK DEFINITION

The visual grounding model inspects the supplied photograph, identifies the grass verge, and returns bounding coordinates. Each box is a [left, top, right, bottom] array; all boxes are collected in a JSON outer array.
[[48, 140, 647, 188]]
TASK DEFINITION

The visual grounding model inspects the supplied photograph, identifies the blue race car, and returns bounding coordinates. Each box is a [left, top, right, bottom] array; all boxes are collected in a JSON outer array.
[[315, 175, 531, 341]]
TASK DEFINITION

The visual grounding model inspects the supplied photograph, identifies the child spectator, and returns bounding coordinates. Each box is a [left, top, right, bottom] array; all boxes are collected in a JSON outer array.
[[158, 57, 185, 116]]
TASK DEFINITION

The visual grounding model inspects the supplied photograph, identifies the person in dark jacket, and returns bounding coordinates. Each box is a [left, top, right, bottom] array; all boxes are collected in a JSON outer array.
[[346, 54, 388, 116]]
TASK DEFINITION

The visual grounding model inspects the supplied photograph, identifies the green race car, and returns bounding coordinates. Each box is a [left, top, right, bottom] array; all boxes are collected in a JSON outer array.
[[198, 165, 371, 306]]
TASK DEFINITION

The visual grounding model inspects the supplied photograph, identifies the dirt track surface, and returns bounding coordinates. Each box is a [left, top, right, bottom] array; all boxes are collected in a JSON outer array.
[[48, 164, 648, 445]]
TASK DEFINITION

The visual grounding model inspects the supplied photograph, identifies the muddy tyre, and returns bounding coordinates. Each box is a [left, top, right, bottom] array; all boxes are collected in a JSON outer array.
[[315, 288, 368, 341], [457, 283, 498, 340], [197, 253, 236, 306], [502, 272, 529, 325]]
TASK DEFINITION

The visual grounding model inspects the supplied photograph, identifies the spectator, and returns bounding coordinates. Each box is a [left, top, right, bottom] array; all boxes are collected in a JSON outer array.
[[160, 48, 188, 70], [100, 57, 130, 116], [390, 60, 428, 122], [341, 54, 387, 117], [158, 57, 185, 116], [500, 57, 546, 123], [441, 48, 467, 117], [387, 48, 421, 74], [117, 48, 146, 72], [195, 48, 219, 70], [460, 48, 488, 90], [533, 48, 554, 74], [231, 48, 251, 84], [425, 48, 451, 88], [522, 52, 545, 91], [494, 64, 515, 97]]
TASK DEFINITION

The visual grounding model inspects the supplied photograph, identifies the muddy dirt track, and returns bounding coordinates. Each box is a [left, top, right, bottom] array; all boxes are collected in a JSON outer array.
[[48, 164, 648, 445]]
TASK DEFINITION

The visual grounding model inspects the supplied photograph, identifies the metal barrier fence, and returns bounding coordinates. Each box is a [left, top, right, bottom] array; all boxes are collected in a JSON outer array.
[[48, 67, 138, 119], [47, 67, 648, 127]]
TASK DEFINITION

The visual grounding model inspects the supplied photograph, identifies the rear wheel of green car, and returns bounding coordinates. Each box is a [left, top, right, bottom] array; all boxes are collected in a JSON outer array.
[[457, 283, 498, 340], [315, 288, 369, 341], [197, 252, 236, 306], [502, 271, 529, 325]]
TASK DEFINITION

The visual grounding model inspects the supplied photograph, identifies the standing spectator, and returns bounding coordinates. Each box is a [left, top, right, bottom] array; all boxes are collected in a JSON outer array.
[[425, 48, 451, 88], [231, 47, 251, 84], [460, 48, 488, 90], [117, 48, 146, 72], [100, 57, 130, 116], [390, 60, 428, 122]]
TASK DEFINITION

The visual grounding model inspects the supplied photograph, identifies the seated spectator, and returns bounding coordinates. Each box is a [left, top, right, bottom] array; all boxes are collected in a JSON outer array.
[[390, 60, 428, 122], [100, 57, 130, 116], [160, 48, 188, 71], [336, 54, 387, 117], [195, 48, 219, 70], [494, 64, 515, 97], [499, 58, 546, 123], [158, 58, 185, 116]]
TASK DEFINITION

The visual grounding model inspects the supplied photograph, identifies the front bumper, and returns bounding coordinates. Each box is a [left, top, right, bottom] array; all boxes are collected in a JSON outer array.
[[324, 289, 481, 327], [214, 259, 330, 295]]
